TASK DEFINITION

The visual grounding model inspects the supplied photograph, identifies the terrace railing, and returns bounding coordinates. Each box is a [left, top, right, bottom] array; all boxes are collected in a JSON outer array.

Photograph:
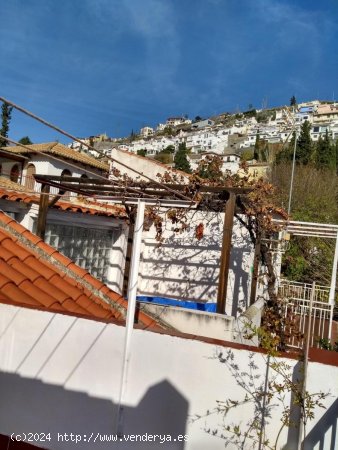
[[278, 279, 333, 348]]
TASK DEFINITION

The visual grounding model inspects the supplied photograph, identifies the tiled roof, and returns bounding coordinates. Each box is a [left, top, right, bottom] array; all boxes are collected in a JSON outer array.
[[0, 176, 29, 192], [315, 104, 338, 115], [0, 177, 127, 218], [0, 211, 162, 329], [2, 142, 110, 171]]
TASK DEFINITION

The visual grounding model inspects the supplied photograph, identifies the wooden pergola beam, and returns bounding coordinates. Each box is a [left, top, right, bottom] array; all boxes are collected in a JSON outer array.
[[34, 174, 253, 195], [216, 192, 236, 314], [249, 236, 261, 306], [36, 184, 50, 240]]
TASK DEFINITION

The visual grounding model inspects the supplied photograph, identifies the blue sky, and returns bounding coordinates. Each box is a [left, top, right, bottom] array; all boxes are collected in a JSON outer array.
[[1, 0, 338, 143]]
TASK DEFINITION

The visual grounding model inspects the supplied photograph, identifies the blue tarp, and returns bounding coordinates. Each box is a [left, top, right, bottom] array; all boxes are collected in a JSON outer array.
[[137, 296, 217, 312]]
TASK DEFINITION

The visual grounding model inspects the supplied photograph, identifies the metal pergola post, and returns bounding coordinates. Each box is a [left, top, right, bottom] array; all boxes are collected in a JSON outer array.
[[117, 199, 145, 435], [328, 231, 338, 340]]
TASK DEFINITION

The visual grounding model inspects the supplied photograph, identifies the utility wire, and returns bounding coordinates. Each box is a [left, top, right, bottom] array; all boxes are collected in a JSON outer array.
[[0, 97, 192, 201], [0, 134, 153, 199]]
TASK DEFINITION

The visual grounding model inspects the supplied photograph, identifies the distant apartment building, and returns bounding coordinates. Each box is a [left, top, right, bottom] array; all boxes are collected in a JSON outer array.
[[166, 117, 192, 127], [156, 123, 166, 132], [140, 126, 154, 137], [185, 129, 228, 154], [191, 119, 215, 129], [188, 152, 240, 174], [313, 104, 338, 123]]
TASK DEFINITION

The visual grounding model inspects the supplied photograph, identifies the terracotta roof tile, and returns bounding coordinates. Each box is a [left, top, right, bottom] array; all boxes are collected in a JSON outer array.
[[83, 273, 104, 289], [0, 273, 12, 289], [0, 179, 126, 220], [24, 256, 56, 279], [1, 239, 31, 261], [48, 274, 83, 300], [0, 245, 16, 262], [0, 282, 38, 306], [0, 211, 165, 328], [66, 263, 89, 278], [21, 230, 42, 244], [19, 280, 57, 307], [34, 278, 72, 303], [62, 298, 90, 315], [7, 258, 42, 282], [2, 142, 110, 171], [0, 260, 27, 285], [36, 242, 59, 256]]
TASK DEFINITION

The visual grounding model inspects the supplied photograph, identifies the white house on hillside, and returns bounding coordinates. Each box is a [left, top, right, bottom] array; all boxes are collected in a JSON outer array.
[[188, 152, 240, 175], [140, 126, 154, 138]]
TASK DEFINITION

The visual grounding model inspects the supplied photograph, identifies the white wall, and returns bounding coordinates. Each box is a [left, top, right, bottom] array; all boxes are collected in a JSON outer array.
[[139, 297, 264, 344], [0, 303, 336, 450], [138, 210, 254, 317], [21, 155, 104, 195], [110, 148, 186, 182]]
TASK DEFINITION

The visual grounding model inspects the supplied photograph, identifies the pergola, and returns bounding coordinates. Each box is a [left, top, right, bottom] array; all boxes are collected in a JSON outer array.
[[33, 173, 253, 315]]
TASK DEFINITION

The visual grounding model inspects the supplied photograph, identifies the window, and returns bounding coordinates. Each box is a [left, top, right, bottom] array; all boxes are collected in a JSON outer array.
[[10, 164, 20, 183], [45, 223, 115, 283], [25, 164, 36, 190], [60, 169, 72, 200]]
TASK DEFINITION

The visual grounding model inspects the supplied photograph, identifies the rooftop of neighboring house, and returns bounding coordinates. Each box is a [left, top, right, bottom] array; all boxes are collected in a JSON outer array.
[[0, 176, 127, 218], [189, 152, 240, 160], [315, 104, 338, 115], [1, 142, 110, 171], [0, 210, 163, 329], [110, 147, 190, 180], [298, 106, 314, 113]]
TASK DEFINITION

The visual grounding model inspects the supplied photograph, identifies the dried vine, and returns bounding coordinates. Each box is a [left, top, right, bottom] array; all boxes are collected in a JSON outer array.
[[144, 156, 297, 351]]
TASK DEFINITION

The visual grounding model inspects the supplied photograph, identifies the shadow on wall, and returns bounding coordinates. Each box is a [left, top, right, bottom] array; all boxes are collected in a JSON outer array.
[[229, 246, 251, 317], [303, 397, 338, 450], [0, 372, 188, 450], [139, 214, 253, 312]]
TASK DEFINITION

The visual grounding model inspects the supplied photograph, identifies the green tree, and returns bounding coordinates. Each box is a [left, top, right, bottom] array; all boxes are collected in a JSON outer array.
[[197, 155, 223, 180], [18, 136, 33, 145], [0, 102, 13, 147], [296, 120, 313, 164], [290, 95, 297, 107], [154, 152, 173, 164], [129, 129, 137, 142], [316, 130, 336, 170], [162, 145, 175, 154], [254, 134, 269, 161], [137, 149, 147, 157], [270, 162, 338, 286], [276, 131, 296, 164], [254, 134, 260, 160], [174, 143, 191, 173], [241, 149, 254, 161], [163, 126, 173, 136]]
